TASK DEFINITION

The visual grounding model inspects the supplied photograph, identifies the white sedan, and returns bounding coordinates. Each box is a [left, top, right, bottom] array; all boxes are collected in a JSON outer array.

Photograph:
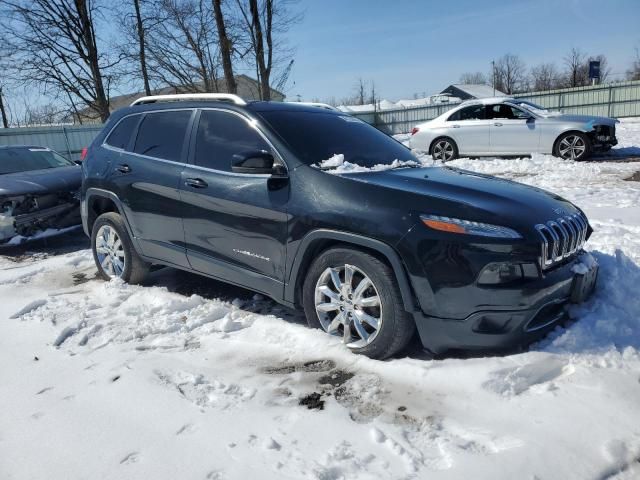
[[409, 97, 618, 161]]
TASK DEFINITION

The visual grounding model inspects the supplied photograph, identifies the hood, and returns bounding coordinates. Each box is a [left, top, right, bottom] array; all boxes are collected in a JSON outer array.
[[541, 113, 618, 126], [0, 166, 82, 197], [343, 166, 582, 233]]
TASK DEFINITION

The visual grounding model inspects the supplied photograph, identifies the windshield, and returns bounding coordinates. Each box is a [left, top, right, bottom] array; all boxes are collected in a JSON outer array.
[[0, 148, 75, 175], [257, 110, 418, 169], [514, 100, 549, 113]]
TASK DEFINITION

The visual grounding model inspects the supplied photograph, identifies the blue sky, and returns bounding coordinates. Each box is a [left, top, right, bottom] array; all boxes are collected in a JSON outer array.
[[286, 0, 640, 102]]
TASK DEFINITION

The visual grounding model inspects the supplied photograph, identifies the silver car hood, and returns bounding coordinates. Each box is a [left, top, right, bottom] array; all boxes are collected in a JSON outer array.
[[538, 113, 618, 126]]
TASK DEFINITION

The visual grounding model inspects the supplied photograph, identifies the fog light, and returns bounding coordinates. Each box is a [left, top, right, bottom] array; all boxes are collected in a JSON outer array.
[[477, 262, 538, 285]]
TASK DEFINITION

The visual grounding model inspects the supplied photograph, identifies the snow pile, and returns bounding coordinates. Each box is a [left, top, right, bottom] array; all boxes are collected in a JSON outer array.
[[338, 95, 461, 113], [1, 119, 640, 479], [313, 153, 423, 174]]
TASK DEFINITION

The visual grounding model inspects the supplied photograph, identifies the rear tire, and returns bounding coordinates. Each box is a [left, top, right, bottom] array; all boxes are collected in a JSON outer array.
[[302, 247, 415, 359], [554, 132, 591, 161], [430, 137, 459, 162], [91, 212, 149, 284]]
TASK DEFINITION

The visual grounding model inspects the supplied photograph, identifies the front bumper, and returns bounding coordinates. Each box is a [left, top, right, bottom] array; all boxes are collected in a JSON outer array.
[[412, 252, 597, 354]]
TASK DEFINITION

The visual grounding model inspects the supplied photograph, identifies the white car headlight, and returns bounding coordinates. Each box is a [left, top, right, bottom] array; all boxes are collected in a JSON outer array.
[[420, 214, 522, 239]]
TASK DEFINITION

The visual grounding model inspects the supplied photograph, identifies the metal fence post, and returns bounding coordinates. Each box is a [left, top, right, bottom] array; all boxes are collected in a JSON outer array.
[[607, 85, 613, 117]]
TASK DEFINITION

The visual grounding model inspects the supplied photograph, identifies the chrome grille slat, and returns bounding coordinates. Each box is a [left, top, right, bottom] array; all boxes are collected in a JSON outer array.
[[535, 213, 589, 268]]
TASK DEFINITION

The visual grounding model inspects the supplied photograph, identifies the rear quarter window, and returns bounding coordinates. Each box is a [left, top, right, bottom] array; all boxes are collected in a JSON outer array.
[[105, 114, 141, 150]]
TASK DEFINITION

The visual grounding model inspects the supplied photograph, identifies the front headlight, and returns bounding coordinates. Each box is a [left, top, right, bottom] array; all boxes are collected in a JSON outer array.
[[420, 214, 522, 239]]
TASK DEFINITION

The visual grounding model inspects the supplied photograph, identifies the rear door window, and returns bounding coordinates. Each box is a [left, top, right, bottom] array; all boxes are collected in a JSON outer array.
[[133, 110, 192, 161], [105, 114, 141, 150], [194, 110, 272, 172], [448, 105, 486, 121], [486, 104, 530, 120]]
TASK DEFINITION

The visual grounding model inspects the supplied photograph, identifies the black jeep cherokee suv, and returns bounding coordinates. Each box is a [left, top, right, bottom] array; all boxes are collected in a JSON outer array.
[[81, 94, 598, 359]]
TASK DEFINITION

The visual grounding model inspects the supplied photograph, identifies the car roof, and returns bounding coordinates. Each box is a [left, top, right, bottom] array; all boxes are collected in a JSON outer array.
[[458, 96, 515, 107]]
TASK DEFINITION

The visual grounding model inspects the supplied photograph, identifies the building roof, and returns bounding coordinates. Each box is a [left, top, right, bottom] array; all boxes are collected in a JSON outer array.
[[443, 84, 506, 99], [74, 74, 285, 122]]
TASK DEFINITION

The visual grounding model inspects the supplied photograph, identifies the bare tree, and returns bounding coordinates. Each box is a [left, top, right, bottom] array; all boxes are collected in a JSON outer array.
[[530, 63, 560, 91], [354, 78, 366, 105], [0, 50, 12, 127], [563, 47, 588, 87], [145, 0, 222, 93], [132, 0, 152, 95], [459, 72, 487, 85], [1, 0, 115, 122], [234, 0, 301, 100], [212, 0, 237, 93], [369, 80, 377, 106], [628, 46, 640, 81], [0, 87, 8, 128], [492, 53, 527, 94]]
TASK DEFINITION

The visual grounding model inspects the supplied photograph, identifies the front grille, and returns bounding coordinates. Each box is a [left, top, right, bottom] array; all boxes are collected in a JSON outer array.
[[535, 213, 588, 268]]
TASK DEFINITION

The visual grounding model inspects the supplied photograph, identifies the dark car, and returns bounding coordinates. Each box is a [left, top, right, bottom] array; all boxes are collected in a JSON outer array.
[[1, 145, 82, 243], [80, 94, 598, 359]]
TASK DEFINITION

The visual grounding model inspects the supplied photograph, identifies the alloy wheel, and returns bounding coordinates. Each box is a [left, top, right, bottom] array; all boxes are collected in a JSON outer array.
[[558, 135, 586, 160], [314, 264, 383, 349], [432, 140, 455, 161], [95, 225, 126, 278]]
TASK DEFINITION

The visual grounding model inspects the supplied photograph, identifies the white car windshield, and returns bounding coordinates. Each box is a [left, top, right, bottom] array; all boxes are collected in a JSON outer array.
[[514, 100, 556, 116]]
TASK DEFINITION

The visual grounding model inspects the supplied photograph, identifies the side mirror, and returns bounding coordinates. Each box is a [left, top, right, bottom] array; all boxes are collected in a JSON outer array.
[[231, 150, 275, 174], [74, 159, 83, 165], [526, 116, 535, 123]]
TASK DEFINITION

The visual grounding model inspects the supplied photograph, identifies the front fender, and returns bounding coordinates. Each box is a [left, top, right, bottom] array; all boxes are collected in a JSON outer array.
[[284, 229, 419, 313]]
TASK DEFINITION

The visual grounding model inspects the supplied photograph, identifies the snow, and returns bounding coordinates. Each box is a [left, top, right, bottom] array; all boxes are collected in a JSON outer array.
[[5, 225, 82, 246], [1, 120, 640, 479], [337, 95, 462, 113], [313, 153, 423, 174]]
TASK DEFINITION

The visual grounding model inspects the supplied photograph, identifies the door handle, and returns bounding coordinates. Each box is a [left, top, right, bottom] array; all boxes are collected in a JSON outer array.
[[185, 178, 208, 189], [116, 164, 131, 173], [452, 124, 460, 128], [494, 122, 503, 127]]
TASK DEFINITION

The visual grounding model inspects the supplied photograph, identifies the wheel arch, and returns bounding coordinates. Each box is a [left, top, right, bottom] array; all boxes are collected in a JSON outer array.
[[285, 230, 418, 313], [552, 129, 591, 157], [85, 189, 141, 254]]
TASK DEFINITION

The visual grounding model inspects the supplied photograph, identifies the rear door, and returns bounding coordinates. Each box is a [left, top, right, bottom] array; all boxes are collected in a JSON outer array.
[[180, 108, 289, 298], [445, 104, 491, 154], [487, 104, 541, 154], [106, 109, 194, 268]]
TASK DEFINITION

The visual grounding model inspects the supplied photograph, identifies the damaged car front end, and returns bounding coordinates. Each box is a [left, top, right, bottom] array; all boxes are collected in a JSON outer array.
[[0, 146, 82, 243]]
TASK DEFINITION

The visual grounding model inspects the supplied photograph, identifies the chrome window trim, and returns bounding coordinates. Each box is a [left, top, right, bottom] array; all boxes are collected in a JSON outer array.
[[100, 107, 288, 178]]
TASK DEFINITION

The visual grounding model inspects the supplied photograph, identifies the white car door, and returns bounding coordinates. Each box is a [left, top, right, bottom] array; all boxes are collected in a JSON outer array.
[[445, 105, 491, 155], [488, 104, 541, 154]]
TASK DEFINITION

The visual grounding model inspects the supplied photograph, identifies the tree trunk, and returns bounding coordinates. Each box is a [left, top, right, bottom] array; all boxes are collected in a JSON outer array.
[[75, 0, 110, 121], [249, 0, 270, 100], [0, 88, 9, 128], [133, 0, 151, 96], [212, 0, 236, 94]]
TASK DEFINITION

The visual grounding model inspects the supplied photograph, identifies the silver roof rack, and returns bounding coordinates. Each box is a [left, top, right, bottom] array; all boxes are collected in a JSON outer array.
[[130, 93, 247, 107]]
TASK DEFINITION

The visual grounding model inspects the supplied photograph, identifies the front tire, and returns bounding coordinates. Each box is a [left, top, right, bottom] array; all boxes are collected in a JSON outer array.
[[554, 132, 591, 161], [302, 248, 415, 359], [430, 137, 459, 162], [91, 212, 149, 284]]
